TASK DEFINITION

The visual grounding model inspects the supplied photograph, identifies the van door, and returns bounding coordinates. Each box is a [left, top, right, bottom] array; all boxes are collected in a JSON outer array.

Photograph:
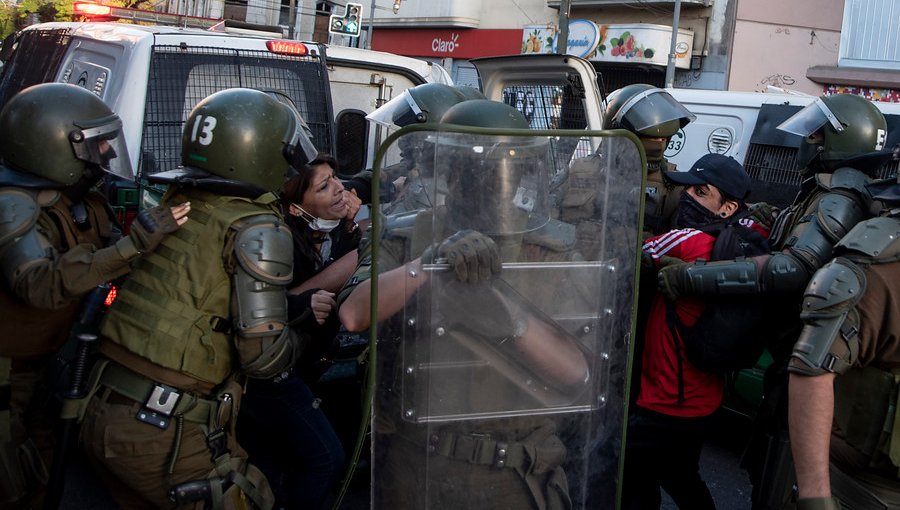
[[471, 54, 607, 175], [325, 56, 429, 175]]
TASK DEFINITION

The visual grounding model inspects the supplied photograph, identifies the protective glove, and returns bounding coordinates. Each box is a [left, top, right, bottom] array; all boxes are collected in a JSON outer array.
[[746, 202, 781, 231], [641, 252, 682, 272], [657, 258, 691, 301], [422, 229, 501, 284], [116, 204, 182, 258], [796, 497, 842, 510]]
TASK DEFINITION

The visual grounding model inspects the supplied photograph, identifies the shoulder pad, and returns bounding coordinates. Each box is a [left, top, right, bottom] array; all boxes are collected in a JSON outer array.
[[524, 218, 576, 252], [0, 188, 40, 246], [829, 167, 873, 196], [234, 215, 293, 285], [836, 216, 900, 261]]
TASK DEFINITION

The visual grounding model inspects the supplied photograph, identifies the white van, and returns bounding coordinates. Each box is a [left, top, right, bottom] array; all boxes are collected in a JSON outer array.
[[667, 87, 900, 207], [0, 22, 449, 183]]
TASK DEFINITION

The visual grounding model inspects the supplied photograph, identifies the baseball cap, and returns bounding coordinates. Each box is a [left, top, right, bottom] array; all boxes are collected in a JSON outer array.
[[664, 153, 750, 201]]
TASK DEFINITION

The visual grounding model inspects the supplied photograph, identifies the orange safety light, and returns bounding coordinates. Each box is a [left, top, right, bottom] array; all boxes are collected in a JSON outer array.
[[73, 2, 113, 16], [266, 40, 309, 57], [104, 285, 118, 307]]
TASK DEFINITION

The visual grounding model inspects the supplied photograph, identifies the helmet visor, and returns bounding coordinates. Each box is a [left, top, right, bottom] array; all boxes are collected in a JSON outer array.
[[435, 131, 551, 235], [777, 98, 845, 137], [366, 90, 424, 128], [264, 90, 319, 168], [71, 115, 134, 181], [614, 89, 696, 133]]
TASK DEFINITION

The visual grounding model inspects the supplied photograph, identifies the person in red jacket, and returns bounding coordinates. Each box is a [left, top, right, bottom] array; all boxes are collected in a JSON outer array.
[[623, 153, 767, 509]]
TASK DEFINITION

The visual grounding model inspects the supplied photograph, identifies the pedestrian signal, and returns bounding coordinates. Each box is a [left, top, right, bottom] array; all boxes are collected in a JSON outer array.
[[329, 3, 363, 37]]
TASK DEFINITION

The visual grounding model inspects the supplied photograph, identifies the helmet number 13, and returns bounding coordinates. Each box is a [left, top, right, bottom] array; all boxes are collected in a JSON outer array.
[[191, 115, 218, 146]]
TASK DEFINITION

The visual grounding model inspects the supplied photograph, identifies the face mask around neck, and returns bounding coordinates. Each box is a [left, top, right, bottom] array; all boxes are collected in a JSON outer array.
[[294, 204, 341, 232]]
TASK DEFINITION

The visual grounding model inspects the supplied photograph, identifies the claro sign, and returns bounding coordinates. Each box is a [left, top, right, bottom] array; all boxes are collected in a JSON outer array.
[[372, 29, 522, 59], [432, 33, 460, 53]]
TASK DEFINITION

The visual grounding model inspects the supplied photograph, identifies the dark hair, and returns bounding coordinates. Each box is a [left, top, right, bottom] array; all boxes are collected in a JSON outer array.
[[281, 152, 341, 265]]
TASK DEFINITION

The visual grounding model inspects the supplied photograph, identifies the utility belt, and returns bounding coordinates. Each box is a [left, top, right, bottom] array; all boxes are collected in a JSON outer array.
[[90, 360, 273, 509], [95, 360, 227, 430], [427, 428, 572, 510], [429, 431, 526, 470]]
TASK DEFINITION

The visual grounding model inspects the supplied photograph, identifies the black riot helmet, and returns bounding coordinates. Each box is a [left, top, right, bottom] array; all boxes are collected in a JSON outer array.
[[0, 83, 133, 187], [603, 84, 695, 164], [437, 99, 551, 235], [178, 88, 314, 193], [777, 93, 888, 171]]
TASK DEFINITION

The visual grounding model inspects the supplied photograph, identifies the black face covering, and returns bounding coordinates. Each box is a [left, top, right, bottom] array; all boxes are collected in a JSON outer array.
[[675, 191, 721, 230]]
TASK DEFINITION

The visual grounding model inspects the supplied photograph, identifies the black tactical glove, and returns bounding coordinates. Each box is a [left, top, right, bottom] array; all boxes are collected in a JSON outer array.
[[656, 258, 691, 301], [118, 204, 182, 257], [746, 201, 781, 231], [423, 229, 501, 284]]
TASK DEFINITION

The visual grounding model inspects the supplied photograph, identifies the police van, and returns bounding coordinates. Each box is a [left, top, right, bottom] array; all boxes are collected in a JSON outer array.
[[667, 87, 900, 208], [0, 21, 451, 192]]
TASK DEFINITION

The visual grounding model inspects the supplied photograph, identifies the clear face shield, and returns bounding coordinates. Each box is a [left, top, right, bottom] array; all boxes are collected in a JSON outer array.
[[777, 97, 844, 138], [70, 115, 134, 181], [367, 89, 426, 128], [437, 132, 551, 236], [267, 91, 319, 169], [777, 98, 843, 169], [614, 88, 696, 133]]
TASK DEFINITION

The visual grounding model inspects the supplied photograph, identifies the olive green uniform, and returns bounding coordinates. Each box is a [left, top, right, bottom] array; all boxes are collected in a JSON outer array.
[[0, 187, 129, 508], [80, 188, 281, 509], [788, 214, 900, 509]]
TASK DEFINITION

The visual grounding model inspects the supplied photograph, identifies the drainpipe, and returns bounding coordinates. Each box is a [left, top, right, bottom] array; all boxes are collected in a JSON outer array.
[[665, 0, 682, 88]]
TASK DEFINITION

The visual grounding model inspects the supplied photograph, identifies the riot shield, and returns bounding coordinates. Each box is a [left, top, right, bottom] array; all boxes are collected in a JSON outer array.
[[369, 125, 644, 510]]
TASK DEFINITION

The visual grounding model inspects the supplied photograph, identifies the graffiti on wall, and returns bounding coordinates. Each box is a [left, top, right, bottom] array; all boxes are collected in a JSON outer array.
[[756, 73, 796, 92]]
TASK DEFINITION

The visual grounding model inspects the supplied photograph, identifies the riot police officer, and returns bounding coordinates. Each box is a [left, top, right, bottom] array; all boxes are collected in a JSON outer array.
[[656, 93, 892, 509], [788, 175, 900, 510], [371, 82, 481, 216], [340, 99, 643, 509], [79, 88, 314, 509], [602, 83, 696, 235], [0, 83, 188, 508]]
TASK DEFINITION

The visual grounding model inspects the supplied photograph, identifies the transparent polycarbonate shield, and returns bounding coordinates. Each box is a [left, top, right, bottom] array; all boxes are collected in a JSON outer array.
[[776, 97, 844, 137], [369, 125, 645, 509]]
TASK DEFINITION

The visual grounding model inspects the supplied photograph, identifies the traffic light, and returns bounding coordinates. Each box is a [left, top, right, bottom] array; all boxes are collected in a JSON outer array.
[[329, 3, 363, 37]]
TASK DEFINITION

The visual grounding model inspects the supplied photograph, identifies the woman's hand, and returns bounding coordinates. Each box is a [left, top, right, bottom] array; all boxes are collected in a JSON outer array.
[[310, 290, 337, 325], [343, 189, 362, 221]]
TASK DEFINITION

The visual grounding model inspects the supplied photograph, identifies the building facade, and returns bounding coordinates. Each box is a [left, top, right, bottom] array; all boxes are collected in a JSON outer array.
[[175, 0, 899, 100]]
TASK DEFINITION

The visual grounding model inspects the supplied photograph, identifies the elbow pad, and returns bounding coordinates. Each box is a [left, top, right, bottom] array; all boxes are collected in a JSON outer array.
[[0, 189, 47, 286], [788, 192, 867, 271], [760, 252, 813, 294], [231, 216, 299, 379], [789, 258, 865, 376]]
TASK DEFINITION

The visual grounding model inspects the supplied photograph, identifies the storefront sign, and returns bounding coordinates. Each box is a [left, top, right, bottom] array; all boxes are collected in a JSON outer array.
[[372, 29, 522, 59], [521, 20, 600, 58], [522, 23, 693, 68], [592, 24, 694, 69]]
